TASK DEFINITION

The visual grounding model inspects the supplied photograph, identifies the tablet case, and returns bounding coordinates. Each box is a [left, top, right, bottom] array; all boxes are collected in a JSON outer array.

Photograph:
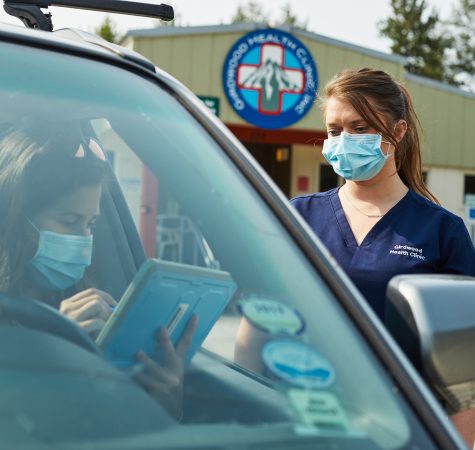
[[96, 259, 237, 366]]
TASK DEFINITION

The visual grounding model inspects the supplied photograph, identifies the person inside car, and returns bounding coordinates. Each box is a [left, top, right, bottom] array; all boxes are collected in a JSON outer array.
[[0, 127, 196, 418]]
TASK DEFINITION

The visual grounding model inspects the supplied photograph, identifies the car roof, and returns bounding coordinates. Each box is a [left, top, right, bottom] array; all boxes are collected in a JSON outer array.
[[0, 21, 155, 72]]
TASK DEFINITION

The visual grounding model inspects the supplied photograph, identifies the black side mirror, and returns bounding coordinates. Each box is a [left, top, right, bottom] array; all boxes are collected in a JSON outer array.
[[386, 274, 475, 414]]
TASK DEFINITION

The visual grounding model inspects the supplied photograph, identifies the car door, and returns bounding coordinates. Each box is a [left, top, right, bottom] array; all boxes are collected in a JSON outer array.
[[0, 26, 466, 449]]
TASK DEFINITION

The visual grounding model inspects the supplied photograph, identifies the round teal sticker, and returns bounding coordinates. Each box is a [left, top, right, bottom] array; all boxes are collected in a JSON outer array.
[[262, 341, 335, 389]]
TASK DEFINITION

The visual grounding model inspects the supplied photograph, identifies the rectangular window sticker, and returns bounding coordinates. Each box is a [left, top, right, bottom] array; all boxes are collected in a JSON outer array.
[[288, 389, 349, 430]]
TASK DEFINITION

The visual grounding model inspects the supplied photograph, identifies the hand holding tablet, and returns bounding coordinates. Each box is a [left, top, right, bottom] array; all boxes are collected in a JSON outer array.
[[133, 314, 198, 418]]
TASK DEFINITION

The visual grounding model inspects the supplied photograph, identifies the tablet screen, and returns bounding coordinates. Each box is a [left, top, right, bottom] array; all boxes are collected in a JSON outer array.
[[96, 259, 237, 367]]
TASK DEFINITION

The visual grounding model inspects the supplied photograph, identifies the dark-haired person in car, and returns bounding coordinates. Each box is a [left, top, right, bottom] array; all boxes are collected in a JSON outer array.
[[0, 128, 196, 418]]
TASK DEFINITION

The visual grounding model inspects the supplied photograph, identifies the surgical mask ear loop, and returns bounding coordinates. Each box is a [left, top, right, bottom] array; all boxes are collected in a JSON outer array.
[[25, 217, 43, 260], [381, 139, 392, 158], [26, 217, 40, 233], [383, 121, 404, 158]]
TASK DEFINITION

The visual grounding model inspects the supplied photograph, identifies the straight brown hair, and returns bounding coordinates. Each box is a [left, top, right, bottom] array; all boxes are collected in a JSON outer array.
[[321, 68, 438, 204]]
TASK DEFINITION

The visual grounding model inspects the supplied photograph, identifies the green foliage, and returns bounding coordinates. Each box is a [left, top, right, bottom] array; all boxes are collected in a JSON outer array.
[[95, 16, 119, 44], [378, 0, 453, 82], [278, 3, 308, 29], [231, 1, 268, 24], [230, 1, 307, 29], [447, 0, 475, 90]]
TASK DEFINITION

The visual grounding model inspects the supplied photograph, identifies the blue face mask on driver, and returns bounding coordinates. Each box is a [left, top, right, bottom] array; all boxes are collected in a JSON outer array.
[[27, 220, 93, 291], [322, 132, 391, 181]]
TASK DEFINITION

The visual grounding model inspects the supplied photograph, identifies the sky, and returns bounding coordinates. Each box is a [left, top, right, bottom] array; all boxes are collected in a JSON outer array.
[[0, 0, 455, 54]]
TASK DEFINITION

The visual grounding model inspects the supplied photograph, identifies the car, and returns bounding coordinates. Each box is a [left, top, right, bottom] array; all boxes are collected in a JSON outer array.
[[0, 1, 473, 449]]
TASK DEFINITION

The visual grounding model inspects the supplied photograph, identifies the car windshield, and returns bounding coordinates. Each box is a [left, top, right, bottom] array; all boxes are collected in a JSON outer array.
[[0, 38, 439, 449]]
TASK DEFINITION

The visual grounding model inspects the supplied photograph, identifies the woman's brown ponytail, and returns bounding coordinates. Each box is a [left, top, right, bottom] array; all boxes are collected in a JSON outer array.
[[396, 84, 439, 203]]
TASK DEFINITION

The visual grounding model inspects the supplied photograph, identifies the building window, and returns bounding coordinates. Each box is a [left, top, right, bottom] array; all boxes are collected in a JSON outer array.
[[465, 174, 475, 197], [319, 164, 339, 192], [422, 170, 428, 185]]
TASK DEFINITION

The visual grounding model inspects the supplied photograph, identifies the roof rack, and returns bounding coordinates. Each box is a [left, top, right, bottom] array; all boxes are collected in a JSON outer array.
[[3, 0, 174, 32]]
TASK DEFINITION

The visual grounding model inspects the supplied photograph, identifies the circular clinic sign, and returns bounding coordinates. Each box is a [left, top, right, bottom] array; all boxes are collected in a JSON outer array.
[[222, 29, 318, 129]]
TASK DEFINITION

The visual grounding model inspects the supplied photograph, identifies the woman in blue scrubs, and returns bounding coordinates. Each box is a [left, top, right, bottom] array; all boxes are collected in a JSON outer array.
[[292, 68, 475, 320]]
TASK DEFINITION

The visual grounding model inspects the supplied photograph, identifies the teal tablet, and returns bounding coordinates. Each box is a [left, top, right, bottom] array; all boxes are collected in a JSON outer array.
[[96, 259, 237, 367]]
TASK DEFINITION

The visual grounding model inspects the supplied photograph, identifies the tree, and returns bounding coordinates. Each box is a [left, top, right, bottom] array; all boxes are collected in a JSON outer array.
[[95, 16, 120, 44], [231, 1, 269, 24], [378, 0, 453, 82], [446, 0, 475, 90], [230, 1, 307, 29], [277, 3, 308, 30]]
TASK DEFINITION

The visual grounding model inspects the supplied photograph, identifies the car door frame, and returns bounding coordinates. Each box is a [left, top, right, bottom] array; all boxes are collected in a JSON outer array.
[[0, 26, 465, 449]]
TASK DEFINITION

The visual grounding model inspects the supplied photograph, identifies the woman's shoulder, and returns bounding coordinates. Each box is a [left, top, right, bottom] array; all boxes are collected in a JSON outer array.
[[407, 190, 465, 226], [406, 191, 469, 240], [291, 187, 339, 211], [407, 191, 474, 275]]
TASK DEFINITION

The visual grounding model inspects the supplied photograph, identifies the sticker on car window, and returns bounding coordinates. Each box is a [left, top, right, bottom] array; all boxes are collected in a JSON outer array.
[[287, 389, 349, 429], [262, 340, 335, 388], [237, 297, 304, 336]]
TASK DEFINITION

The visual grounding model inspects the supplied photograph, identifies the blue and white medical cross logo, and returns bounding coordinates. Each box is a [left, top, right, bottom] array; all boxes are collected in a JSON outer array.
[[222, 29, 318, 129]]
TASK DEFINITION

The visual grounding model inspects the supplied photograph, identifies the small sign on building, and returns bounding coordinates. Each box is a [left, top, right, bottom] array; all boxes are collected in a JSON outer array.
[[198, 96, 220, 117], [465, 194, 475, 225]]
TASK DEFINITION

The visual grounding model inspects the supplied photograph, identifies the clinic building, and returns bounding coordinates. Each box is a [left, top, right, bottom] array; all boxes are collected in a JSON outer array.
[[120, 23, 475, 238]]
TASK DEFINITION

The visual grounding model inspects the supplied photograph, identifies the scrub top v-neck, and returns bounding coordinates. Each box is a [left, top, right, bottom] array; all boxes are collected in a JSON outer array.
[[291, 187, 475, 320], [330, 187, 408, 248]]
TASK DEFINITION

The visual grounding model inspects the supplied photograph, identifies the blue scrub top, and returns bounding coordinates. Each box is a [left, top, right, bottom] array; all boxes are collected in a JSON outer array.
[[291, 187, 475, 319]]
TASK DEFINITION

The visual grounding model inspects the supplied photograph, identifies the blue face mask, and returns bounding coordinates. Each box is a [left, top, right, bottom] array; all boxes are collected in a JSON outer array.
[[28, 222, 93, 291], [322, 132, 391, 181]]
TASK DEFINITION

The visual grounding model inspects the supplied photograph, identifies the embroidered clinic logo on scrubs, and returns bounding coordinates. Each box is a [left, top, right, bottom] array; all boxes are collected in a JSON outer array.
[[389, 244, 426, 261], [222, 28, 318, 129]]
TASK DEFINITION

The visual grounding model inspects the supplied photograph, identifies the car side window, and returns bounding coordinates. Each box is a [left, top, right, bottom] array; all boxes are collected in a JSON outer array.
[[0, 39, 441, 450]]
